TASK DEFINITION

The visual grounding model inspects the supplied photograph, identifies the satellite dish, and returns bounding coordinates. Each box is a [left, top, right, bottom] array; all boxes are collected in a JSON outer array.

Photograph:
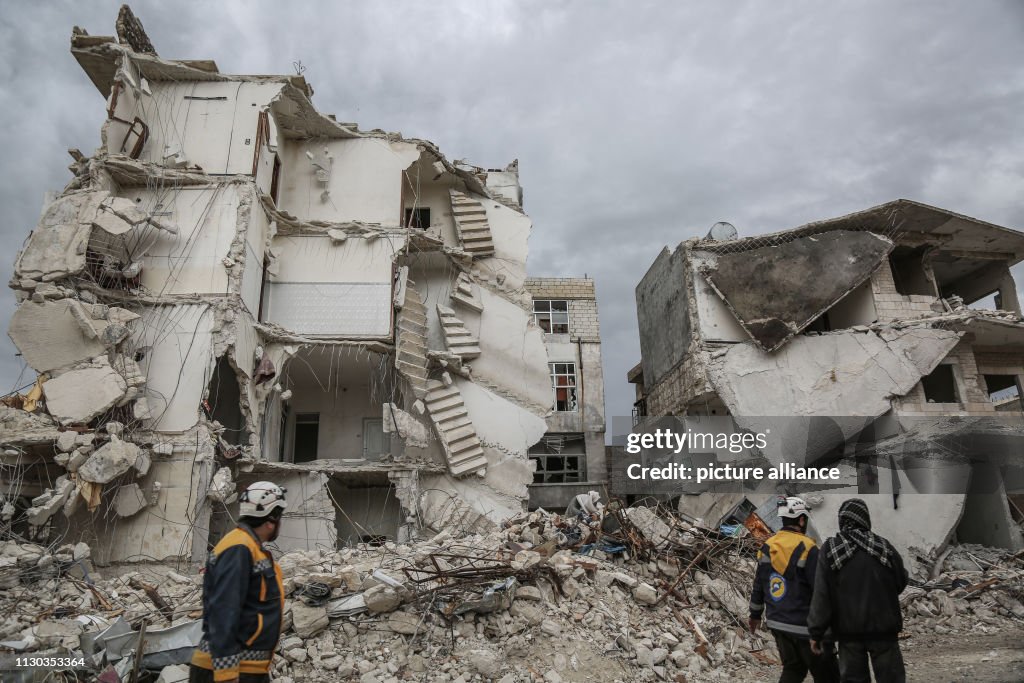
[[706, 221, 738, 241]]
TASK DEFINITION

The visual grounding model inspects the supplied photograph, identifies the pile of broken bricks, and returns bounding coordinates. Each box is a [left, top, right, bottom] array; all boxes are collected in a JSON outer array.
[[0, 506, 1023, 683]]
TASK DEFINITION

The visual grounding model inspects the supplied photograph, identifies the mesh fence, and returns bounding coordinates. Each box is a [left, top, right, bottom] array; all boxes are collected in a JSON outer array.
[[695, 202, 908, 255]]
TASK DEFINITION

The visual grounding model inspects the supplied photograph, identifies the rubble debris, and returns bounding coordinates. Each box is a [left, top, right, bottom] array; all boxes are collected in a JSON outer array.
[[41, 357, 129, 425], [114, 483, 149, 517], [206, 466, 237, 504], [78, 436, 146, 484], [2, 505, 1020, 682]]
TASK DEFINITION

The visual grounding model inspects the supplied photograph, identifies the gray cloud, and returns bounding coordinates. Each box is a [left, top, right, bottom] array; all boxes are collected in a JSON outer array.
[[1, 1, 1022, 427]]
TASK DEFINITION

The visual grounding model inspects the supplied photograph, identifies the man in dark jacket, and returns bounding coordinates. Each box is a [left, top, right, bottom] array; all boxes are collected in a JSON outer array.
[[749, 496, 839, 682], [190, 481, 287, 683], [808, 498, 908, 683]]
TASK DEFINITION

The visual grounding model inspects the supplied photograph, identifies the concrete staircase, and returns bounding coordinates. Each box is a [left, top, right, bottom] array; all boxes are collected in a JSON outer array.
[[424, 379, 488, 477], [450, 272, 484, 312], [449, 189, 495, 257], [395, 285, 429, 399], [436, 304, 481, 359]]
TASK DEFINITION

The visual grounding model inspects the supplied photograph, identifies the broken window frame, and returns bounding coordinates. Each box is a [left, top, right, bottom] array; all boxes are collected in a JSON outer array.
[[404, 207, 430, 230], [983, 374, 1023, 411], [529, 433, 587, 483], [534, 300, 570, 334], [550, 362, 578, 412], [921, 363, 961, 404], [888, 247, 937, 297]]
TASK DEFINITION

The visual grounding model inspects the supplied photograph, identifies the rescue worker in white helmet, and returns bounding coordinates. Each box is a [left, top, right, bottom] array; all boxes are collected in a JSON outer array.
[[190, 481, 287, 683], [748, 496, 839, 683]]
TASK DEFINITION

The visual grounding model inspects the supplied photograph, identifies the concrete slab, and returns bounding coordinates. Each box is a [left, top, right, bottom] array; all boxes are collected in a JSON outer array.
[[42, 357, 128, 425], [8, 300, 111, 374], [16, 191, 106, 281], [700, 231, 893, 352]]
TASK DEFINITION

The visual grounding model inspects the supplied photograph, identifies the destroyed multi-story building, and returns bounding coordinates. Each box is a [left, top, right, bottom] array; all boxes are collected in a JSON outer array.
[[627, 200, 1024, 571], [522, 277, 606, 510], [0, 8, 556, 564]]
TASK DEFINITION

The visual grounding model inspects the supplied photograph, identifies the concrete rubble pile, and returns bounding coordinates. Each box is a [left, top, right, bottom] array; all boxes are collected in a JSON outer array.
[[901, 544, 1024, 637], [2, 506, 1022, 682]]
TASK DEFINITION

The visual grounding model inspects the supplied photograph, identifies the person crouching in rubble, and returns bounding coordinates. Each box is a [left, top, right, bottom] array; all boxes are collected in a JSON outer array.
[[748, 496, 839, 683], [808, 499, 909, 683], [566, 490, 603, 520], [190, 481, 287, 683]]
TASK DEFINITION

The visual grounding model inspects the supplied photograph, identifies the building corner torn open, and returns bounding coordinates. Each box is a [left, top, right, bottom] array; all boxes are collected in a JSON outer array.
[[631, 199, 1024, 565]]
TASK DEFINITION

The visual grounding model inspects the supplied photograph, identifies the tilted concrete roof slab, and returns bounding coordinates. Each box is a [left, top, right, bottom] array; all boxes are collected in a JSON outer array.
[[699, 230, 894, 352]]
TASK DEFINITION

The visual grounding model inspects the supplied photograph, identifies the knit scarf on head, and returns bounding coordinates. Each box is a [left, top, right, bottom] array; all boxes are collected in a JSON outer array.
[[825, 498, 894, 571]]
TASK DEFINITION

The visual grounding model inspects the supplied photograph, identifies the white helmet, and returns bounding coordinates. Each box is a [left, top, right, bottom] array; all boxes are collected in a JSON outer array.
[[239, 481, 287, 519], [777, 496, 809, 520]]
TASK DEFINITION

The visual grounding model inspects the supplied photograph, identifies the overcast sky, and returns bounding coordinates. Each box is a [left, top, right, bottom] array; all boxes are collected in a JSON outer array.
[[1, 1, 1022, 427]]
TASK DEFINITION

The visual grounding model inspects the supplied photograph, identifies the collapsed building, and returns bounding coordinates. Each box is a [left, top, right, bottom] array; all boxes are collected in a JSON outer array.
[[0, 7, 555, 564], [626, 200, 1024, 572], [523, 277, 607, 510]]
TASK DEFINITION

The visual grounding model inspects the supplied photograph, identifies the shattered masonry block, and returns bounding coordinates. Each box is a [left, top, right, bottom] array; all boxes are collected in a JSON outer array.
[[16, 191, 107, 281], [207, 467, 237, 504], [77, 436, 143, 485], [55, 432, 78, 453], [41, 358, 129, 425], [113, 483, 149, 517]]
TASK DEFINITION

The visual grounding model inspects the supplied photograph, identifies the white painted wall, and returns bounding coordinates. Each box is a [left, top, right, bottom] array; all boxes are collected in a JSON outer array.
[[123, 80, 283, 174], [270, 234, 400, 282], [828, 280, 878, 328], [136, 304, 216, 433], [471, 199, 533, 292], [240, 201, 271, 315], [282, 350, 388, 461], [117, 185, 241, 295], [90, 449, 207, 563], [278, 138, 420, 224], [405, 173, 457, 244], [265, 235, 402, 336], [267, 472, 337, 553]]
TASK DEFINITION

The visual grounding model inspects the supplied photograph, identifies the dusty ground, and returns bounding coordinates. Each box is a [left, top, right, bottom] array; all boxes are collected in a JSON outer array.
[[902, 628, 1024, 683]]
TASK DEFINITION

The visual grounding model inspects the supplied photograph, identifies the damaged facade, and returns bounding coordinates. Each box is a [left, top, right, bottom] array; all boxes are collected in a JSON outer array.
[[1, 10, 553, 564], [628, 200, 1024, 572], [523, 277, 606, 510]]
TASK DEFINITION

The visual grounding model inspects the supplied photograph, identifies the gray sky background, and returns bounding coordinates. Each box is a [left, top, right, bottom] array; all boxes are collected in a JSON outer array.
[[0, 1, 1022, 427]]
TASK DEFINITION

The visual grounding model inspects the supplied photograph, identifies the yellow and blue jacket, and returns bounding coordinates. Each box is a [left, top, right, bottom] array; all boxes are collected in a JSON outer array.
[[191, 524, 285, 681], [749, 528, 818, 637]]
